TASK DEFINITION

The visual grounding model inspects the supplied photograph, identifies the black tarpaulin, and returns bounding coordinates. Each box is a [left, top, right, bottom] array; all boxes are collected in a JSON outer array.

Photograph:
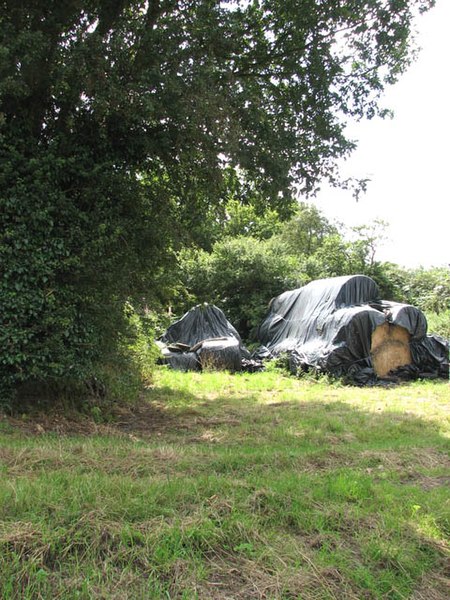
[[255, 274, 449, 382], [159, 304, 251, 372]]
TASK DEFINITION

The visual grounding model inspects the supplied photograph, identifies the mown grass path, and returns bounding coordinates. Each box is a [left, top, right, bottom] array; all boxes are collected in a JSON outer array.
[[1, 369, 449, 599]]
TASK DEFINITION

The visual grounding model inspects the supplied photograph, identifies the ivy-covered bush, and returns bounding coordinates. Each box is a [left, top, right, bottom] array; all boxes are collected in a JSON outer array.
[[0, 141, 168, 403]]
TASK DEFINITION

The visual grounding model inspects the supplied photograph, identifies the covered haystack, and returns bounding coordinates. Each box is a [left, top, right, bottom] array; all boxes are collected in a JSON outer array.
[[255, 275, 448, 383], [158, 303, 251, 372]]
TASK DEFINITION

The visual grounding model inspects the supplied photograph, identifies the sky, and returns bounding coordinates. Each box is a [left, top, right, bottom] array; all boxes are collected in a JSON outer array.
[[313, 0, 449, 269]]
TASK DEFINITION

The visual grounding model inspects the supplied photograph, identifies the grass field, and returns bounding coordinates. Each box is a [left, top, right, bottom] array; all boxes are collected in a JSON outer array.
[[0, 368, 449, 599]]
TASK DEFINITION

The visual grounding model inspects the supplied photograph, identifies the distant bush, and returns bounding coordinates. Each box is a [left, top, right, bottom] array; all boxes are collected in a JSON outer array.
[[403, 268, 450, 314], [426, 310, 450, 341], [179, 236, 302, 339]]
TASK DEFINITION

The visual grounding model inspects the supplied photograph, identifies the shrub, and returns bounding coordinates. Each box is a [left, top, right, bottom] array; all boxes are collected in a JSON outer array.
[[426, 310, 450, 341], [179, 236, 302, 339]]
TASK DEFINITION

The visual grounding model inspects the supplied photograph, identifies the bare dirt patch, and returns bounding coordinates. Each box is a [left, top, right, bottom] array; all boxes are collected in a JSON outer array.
[[399, 473, 450, 490], [111, 400, 176, 437], [196, 553, 364, 600], [411, 566, 450, 600], [1, 398, 176, 439], [360, 448, 450, 471]]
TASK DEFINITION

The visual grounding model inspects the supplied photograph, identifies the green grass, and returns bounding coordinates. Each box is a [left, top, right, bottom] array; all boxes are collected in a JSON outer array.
[[1, 368, 449, 599]]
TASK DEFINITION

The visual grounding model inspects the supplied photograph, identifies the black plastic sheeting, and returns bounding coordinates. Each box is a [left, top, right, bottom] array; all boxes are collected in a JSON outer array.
[[158, 304, 255, 372], [254, 275, 449, 383]]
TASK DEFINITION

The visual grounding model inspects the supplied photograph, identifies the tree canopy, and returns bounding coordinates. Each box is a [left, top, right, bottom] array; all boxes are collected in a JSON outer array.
[[1, 1, 434, 194], [0, 0, 435, 395]]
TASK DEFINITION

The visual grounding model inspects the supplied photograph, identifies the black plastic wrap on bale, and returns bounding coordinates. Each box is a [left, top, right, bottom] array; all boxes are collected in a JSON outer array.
[[159, 304, 252, 372], [196, 338, 242, 372], [410, 334, 449, 379], [254, 274, 449, 382], [159, 347, 200, 371], [161, 304, 245, 348], [257, 275, 381, 357]]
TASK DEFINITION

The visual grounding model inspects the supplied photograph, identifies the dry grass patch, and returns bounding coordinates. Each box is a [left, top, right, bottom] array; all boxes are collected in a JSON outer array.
[[411, 567, 450, 600]]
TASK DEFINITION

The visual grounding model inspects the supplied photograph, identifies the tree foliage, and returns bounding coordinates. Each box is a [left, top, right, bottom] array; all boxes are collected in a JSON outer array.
[[0, 0, 434, 394], [179, 204, 450, 345]]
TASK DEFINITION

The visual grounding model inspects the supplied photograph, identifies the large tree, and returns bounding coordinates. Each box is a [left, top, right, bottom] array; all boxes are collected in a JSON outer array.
[[0, 0, 434, 393]]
